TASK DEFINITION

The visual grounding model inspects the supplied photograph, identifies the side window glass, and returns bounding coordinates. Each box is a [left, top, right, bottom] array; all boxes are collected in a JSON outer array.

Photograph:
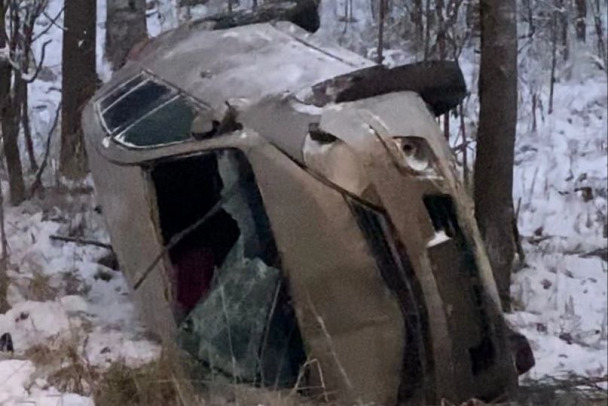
[[102, 79, 174, 133], [150, 150, 305, 387], [98, 73, 214, 148], [116, 97, 196, 147]]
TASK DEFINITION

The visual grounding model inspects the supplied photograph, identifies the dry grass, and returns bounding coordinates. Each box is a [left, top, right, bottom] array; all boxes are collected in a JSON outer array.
[[93, 348, 200, 406], [22, 334, 605, 406], [93, 361, 182, 406], [27, 269, 58, 301], [25, 335, 98, 395], [229, 386, 319, 406], [516, 379, 608, 406], [62, 269, 91, 296]]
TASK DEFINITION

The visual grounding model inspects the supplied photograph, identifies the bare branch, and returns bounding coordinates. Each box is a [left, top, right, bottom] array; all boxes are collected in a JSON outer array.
[[33, 6, 64, 42], [22, 38, 51, 83], [29, 101, 61, 198]]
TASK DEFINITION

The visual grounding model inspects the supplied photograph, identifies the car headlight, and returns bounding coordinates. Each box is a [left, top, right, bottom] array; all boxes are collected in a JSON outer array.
[[393, 136, 433, 173]]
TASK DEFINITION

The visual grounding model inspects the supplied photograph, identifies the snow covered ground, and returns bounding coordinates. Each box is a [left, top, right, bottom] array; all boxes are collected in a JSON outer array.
[[509, 74, 608, 388], [0, 0, 605, 404]]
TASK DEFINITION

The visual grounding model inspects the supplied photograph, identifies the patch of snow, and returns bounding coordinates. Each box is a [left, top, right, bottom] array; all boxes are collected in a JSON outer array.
[[427, 231, 451, 248]]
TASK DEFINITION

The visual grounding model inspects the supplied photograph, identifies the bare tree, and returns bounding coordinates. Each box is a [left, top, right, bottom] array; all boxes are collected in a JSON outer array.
[[591, 0, 606, 68], [377, 0, 387, 63], [60, 0, 97, 179], [17, 2, 49, 173], [0, 178, 8, 312], [474, 0, 518, 311], [549, 3, 558, 114], [106, 0, 148, 71], [0, 4, 25, 205], [556, 0, 569, 61], [0, 1, 53, 205], [574, 0, 586, 42], [411, 0, 424, 46]]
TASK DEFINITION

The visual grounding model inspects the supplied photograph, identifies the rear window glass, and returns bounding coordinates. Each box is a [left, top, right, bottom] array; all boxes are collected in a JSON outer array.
[[99, 75, 147, 111], [115, 97, 196, 147], [102, 79, 174, 133], [97, 74, 212, 148]]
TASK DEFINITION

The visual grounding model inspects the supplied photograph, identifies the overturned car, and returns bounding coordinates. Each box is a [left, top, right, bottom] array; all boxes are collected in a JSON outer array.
[[83, 10, 531, 406]]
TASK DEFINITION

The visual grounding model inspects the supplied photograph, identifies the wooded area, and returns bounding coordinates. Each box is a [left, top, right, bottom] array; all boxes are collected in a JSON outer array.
[[0, 1, 605, 404]]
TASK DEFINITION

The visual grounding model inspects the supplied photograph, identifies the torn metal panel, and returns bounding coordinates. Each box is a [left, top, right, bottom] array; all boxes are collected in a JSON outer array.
[[314, 91, 517, 402], [302, 134, 371, 198]]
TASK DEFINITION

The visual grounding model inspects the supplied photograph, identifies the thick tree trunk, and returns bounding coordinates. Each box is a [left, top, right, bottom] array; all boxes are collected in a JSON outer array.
[[60, 0, 97, 180], [0, 5, 25, 205], [106, 0, 147, 71], [474, 0, 518, 311], [0, 68, 25, 205]]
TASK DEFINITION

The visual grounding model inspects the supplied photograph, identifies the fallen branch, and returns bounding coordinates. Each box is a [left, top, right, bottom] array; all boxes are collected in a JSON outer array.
[[49, 234, 112, 250]]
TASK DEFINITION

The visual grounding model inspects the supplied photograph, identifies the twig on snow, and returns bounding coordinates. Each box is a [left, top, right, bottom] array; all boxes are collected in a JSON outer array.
[[49, 234, 112, 250]]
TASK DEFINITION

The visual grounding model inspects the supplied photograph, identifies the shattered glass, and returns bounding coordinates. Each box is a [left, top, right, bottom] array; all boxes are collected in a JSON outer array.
[[175, 150, 304, 387], [177, 238, 281, 381]]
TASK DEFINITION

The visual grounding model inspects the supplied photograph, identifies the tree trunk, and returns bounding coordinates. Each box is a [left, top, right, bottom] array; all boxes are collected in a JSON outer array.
[[549, 10, 558, 114], [0, 4, 25, 205], [20, 6, 39, 173], [20, 83, 38, 172], [411, 0, 424, 46], [106, 0, 147, 71], [557, 0, 569, 61], [436, 0, 446, 60], [377, 0, 387, 64], [592, 0, 606, 66], [0, 178, 9, 312], [60, 0, 97, 180], [424, 0, 432, 59], [575, 0, 586, 42], [466, 0, 481, 38], [474, 0, 518, 311], [436, 0, 449, 139], [522, 0, 534, 38]]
